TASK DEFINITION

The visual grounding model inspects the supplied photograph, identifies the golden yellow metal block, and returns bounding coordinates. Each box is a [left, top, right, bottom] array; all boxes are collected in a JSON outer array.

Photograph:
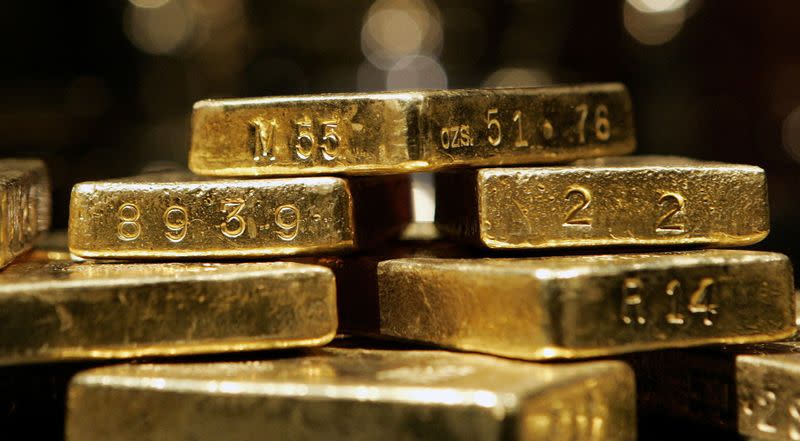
[[0, 158, 50, 268], [435, 155, 769, 249], [377, 250, 795, 359], [68, 172, 410, 259], [189, 84, 635, 176], [66, 348, 636, 441], [737, 344, 800, 440], [0, 258, 336, 365]]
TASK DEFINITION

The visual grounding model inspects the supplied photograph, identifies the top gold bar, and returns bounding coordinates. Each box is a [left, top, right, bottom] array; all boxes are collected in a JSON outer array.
[[189, 84, 635, 176]]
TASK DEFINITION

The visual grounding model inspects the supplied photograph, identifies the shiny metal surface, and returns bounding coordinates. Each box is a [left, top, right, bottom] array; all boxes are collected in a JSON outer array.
[[0, 158, 51, 268], [68, 172, 410, 259], [377, 250, 795, 359], [435, 155, 769, 249], [0, 258, 337, 365], [66, 347, 636, 441], [189, 84, 635, 176]]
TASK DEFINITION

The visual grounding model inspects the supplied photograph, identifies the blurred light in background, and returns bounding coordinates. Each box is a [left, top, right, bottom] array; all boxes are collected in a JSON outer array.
[[361, 0, 444, 90], [623, 0, 698, 45], [387, 55, 447, 89], [483, 67, 553, 87], [125, 0, 194, 55], [361, 0, 442, 69]]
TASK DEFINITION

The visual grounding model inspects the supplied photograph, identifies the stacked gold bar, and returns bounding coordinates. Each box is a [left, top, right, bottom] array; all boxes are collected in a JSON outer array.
[[3, 83, 795, 440]]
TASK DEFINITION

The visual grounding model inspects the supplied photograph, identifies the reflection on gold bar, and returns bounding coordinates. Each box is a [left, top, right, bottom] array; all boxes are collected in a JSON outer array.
[[0, 159, 51, 268], [66, 348, 636, 441], [68, 172, 410, 259], [0, 259, 336, 365], [377, 250, 795, 359], [435, 156, 769, 249], [189, 84, 635, 176]]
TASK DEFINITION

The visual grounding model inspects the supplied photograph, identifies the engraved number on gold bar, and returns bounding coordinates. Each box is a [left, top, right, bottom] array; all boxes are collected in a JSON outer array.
[[621, 277, 718, 326], [274, 204, 300, 241], [563, 186, 592, 227], [655, 192, 687, 234], [117, 203, 141, 241], [163, 205, 189, 242], [221, 199, 246, 239], [575, 104, 611, 144]]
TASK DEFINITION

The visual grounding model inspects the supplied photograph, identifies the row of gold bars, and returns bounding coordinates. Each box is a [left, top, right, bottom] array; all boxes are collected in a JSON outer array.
[[0, 83, 792, 440]]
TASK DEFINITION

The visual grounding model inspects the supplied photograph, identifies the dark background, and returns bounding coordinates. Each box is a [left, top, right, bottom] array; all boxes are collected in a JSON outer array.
[[1, 0, 798, 262]]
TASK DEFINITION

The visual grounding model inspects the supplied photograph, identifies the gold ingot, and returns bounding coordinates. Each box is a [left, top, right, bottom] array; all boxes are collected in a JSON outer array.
[[0, 258, 336, 365], [435, 155, 769, 249], [189, 84, 635, 176], [0, 159, 51, 268], [68, 172, 410, 259], [66, 348, 636, 441], [377, 250, 795, 359], [737, 345, 800, 440]]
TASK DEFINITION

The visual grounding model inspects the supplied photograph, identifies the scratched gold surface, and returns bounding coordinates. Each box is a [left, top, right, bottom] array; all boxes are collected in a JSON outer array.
[[377, 250, 795, 360], [0, 159, 51, 268], [189, 84, 635, 176], [66, 347, 636, 441], [435, 155, 769, 249], [68, 172, 409, 259], [0, 258, 336, 365]]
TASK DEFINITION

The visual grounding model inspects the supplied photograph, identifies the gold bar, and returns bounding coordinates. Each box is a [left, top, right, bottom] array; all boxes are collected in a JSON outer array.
[[189, 84, 635, 176], [377, 250, 795, 359], [68, 172, 410, 259], [66, 348, 636, 441], [435, 155, 769, 249], [737, 344, 800, 440], [0, 258, 336, 365], [0, 159, 51, 267]]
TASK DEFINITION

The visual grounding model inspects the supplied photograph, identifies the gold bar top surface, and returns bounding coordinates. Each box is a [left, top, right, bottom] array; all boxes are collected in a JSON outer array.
[[0, 259, 337, 365], [435, 155, 769, 249], [0, 158, 51, 268], [67, 348, 636, 441], [377, 250, 795, 360], [68, 172, 409, 259], [189, 84, 635, 176]]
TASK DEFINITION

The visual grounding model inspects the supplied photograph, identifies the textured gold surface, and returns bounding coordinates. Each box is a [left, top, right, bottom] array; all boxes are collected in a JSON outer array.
[[69, 172, 409, 259], [189, 84, 635, 176], [0, 258, 336, 365], [0, 159, 51, 268], [738, 343, 800, 441], [435, 155, 769, 249], [377, 250, 795, 359], [66, 347, 636, 441]]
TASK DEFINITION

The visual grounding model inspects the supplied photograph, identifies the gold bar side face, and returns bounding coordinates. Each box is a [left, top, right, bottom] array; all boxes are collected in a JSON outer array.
[[377, 250, 795, 359], [189, 84, 634, 176], [420, 83, 635, 167], [0, 159, 51, 267], [66, 348, 635, 441], [737, 351, 800, 440], [0, 260, 336, 365], [436, 155, 769, 249], [69, 173, 408, 258]]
